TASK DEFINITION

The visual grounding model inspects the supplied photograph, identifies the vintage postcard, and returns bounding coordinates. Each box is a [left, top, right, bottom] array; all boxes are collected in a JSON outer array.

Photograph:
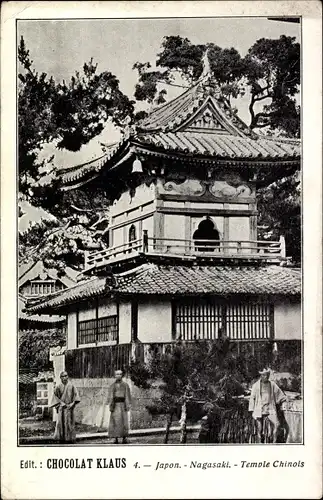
[[1, 1, 322, 499]]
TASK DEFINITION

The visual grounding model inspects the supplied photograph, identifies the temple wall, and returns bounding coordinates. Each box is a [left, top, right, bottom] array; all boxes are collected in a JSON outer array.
[[66, 299, 302, 349], [274, 301, 301, 340], [119, 301, 132, 344], [71, 377, 167, 430], [110, 183, 156, 218], [111, 214, 154, 248], [137, 299, 172, 343]]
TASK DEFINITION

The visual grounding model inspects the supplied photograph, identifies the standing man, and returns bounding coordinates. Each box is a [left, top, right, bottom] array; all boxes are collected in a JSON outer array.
[[50, 371, 80, 444], [248, 367, 286, 443], [108, 369, 131, 444]]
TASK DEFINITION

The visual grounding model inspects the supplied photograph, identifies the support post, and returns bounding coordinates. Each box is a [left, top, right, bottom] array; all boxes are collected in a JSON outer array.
[[84, 250, 89, 269], [279, 235, 286, 258], [142, 229, 148, 253]]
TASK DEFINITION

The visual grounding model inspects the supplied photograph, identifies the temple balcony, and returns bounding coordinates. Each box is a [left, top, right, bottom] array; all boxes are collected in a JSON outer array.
[[84, 231, 286, 272]]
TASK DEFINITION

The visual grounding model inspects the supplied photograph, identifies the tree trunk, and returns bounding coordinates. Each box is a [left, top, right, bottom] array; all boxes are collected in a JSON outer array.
[[164, 412, 173, 444], [179, 400, 187, 444]]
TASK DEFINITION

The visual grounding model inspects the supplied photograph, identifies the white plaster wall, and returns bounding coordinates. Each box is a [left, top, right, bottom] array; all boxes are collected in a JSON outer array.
[[119, 301, 132, 344], [111, 215, 154, 248], [78, 304, 96, 321], [67, 312, 77, 349], [97, 298, 117, 318], [112, 227, 124, 247], [190, 202, 225, 211], [138, 300, 172, 342], [274, 301, 301, 340], [110, 183, 156, 218], [163, 214, 186, 241], [229, 217, 250, 241], [141, 215, 154, 237]]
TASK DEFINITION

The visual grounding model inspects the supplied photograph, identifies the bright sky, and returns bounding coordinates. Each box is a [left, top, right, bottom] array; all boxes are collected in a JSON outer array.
[[18, 18, 300, 169]]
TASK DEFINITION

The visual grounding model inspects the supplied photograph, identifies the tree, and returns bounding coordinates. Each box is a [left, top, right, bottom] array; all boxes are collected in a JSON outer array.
[[133, 35, 300, 136], [134, 36, 245, 106], [244, 35, 300, 137], [257, 171, 301, 263], [19, 327, 65, 373], [18, 36, 132, 270], [129, 340, 250, 443], [18, 36, 134, 197]]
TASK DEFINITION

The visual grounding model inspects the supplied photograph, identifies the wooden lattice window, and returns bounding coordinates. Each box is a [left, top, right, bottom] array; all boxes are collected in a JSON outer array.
[[226, 303, 271, 340], [173, 300, 272, 341], [29, 280, 64, 296], [174, 299, 223, 340], [77, 316, 118, 345]]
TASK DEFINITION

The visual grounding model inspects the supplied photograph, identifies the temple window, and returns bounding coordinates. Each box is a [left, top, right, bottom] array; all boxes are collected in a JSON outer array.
[[28, 280, 63, 296], [193, 217, 220, 252], [77, 315, 118, 345], [174, 299, 272, 341], [129, 224, 136, 242]]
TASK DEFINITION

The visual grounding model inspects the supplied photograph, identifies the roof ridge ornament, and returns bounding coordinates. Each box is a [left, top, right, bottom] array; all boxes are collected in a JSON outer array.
[[202, 48, 211, 77]]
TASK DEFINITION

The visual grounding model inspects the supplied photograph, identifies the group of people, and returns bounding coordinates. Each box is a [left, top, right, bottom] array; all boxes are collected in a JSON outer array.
[[50, 369, 131, 444], [50, 366, 286, 445]]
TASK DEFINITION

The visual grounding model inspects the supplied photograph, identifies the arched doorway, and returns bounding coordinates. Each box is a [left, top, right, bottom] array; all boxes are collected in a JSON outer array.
[[193, 217, 220, 252]]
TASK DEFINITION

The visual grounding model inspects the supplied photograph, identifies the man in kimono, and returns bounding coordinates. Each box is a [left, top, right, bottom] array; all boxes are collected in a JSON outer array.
[[50, 371, 80, 444], [249, 367, 286, 443], [108, 369, 131, 444]]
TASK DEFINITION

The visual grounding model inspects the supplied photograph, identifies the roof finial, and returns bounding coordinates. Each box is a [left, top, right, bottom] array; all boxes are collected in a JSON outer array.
[[202, 47, 211, 77]]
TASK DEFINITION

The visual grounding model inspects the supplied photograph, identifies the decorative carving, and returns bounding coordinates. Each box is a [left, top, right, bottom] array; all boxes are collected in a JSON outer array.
[[160, 179, 205, 196], [190, 108, 225, 130], [208, 180, 252, 198]]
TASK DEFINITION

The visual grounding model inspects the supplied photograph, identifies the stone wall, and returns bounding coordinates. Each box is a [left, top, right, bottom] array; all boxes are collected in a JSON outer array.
[[71, 377, 168, 430]]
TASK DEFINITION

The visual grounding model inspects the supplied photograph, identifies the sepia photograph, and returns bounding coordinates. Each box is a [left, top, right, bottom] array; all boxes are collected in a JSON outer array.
[[17, 16, 303, 447]]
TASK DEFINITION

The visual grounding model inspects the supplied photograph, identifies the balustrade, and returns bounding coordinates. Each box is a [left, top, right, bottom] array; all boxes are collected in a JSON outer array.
[[84, 231, 286, 270]]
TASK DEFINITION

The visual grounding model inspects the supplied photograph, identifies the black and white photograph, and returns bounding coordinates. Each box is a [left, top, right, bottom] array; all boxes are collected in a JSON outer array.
[[17, 15, 303, 448], [1, 2, 322, 499]]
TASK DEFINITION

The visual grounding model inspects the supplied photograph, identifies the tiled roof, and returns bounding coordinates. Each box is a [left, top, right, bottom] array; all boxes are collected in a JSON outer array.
[[19, 260, 77, 289], [27, 264, 301, 313], [137, 76, 250, 135], [19, 372, 37, 384], [137, 131, 299, 160], [116, 264, 301, 296], [19, 295, 64, 323], [60, 75, 300, 188]]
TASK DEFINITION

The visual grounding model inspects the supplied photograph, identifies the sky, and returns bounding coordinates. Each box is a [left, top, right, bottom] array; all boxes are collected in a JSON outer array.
[[18, 18, 300, 170]]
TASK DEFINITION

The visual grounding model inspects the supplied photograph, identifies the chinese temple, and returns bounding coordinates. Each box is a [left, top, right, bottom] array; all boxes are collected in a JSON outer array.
[[27, 70, 301, 429]]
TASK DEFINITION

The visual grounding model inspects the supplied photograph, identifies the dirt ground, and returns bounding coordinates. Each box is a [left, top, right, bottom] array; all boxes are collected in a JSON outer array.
[[19, 417, 106, 437]]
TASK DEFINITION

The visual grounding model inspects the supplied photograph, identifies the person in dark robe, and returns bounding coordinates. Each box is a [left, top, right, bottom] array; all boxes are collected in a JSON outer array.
[[108, 370, 131, 444], [50, 371, 80, 444]]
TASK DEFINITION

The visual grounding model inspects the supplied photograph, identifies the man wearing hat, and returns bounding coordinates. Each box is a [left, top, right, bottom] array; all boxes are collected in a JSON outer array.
[[249, 368, 286, 443]]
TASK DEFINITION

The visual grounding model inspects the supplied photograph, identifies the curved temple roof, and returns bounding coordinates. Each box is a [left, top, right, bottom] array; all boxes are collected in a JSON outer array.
[[60, 74, 300, 189]]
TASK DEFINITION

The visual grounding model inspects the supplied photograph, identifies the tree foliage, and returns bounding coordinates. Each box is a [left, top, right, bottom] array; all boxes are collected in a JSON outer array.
[[134, 35, 300, 136], [18, 35, 134, 197], [244, 35, 300, 136], [19, 327, 65, 372]]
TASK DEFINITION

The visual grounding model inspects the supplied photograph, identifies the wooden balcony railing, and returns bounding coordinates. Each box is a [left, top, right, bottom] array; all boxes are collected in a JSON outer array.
[[84, 231, 286, 270]]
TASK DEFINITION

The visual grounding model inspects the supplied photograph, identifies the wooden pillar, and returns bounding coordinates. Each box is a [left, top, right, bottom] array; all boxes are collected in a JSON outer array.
[[131, 300, 138, 342], [184, 212, 191, 252], [250, 214, 257, 241], [154, 210, 165, 251], [223, 217, 230, 253], [171, 300, 177, 340]]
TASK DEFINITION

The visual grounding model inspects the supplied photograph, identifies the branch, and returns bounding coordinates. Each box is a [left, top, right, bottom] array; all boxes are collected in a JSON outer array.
[[154, 79, 189, 89], [253, 93, 272, 103], [70, 204, 92, 213]]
